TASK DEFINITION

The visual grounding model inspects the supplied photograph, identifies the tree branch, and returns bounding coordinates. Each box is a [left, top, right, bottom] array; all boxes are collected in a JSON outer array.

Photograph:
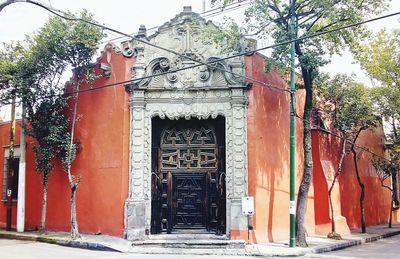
[[313, 18, 351, 33]]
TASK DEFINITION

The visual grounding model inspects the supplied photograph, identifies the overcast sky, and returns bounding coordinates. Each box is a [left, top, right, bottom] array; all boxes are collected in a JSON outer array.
[[0, 0, 399, 120]]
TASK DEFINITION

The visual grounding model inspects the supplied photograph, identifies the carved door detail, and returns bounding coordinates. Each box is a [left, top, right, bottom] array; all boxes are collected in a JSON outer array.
[[151, 120, 225, 234], [173, 173, 205, 228]]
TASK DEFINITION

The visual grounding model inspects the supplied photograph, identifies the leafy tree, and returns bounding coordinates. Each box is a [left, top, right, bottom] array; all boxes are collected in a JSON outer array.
[[373, 156, 399, 228], [212, 0, 388, 246], [353, 29, 400, 139], [31, 10, 102, 239], [25, 96, 70, 231], [319, 74, 376, 234], [0, 42, 26, 104], [354, 29, 400, 229], [1, 9, 102, 238]]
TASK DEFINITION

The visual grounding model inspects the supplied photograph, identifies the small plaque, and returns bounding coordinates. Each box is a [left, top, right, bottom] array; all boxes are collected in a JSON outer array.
[[289, 201, 296, 215], [242, 196, 254, 215]]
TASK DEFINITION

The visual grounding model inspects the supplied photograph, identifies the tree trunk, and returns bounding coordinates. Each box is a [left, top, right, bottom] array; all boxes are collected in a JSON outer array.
[[391, 170, 399, 207], [328, 138, 346, 234], [352, 147, 366, 233], [70, 185, 79, 239], [295, 45, 314, 246], [67, 81, 80, 239], [389, 196, 393, 228], [40, 178, 48, 233]]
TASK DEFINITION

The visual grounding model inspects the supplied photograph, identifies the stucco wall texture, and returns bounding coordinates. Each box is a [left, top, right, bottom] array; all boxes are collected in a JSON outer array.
[[0, 48, 395, 243]]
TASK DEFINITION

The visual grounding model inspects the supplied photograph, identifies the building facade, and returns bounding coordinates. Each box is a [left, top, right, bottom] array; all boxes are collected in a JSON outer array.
[[0, 7, 397, 243]]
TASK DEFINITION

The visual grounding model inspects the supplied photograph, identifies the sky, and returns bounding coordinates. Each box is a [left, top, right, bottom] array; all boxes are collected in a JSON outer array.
[[0, 0, 399, 120]]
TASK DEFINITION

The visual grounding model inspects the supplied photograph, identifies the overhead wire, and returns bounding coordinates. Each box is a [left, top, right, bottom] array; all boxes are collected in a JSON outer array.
[[2, 1, 400, 101], [14, 0, 400, 98], [3, 0, 400, 162], [294, 113, 396, 165], [99, 0, 253, 44], [70, 9, 400, 97], [29, 0, 290, 95]]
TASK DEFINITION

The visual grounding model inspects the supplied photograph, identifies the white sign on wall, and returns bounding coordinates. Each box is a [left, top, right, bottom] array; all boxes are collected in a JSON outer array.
[[242, 196, 254, 215]]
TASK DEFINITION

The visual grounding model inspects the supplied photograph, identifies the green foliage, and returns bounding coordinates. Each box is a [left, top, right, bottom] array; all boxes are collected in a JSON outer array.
[[212, 0, 389, 79], [373, 157, 399, 182], [0, 42, 27, 104], [353, 29, 400, 144], [318, 73, 375, 137], [202, 17, 245, 53], [0, 9, 102, 186], [31, 9, 103, 69], [370, 85, 400, 127], [23, 9, 102, 168], [353, 29, 400, 87], [25, 96, 70, 180]]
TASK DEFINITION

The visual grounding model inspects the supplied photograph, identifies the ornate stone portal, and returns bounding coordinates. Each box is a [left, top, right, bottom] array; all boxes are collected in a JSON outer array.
[[123, 7, 249, 240]]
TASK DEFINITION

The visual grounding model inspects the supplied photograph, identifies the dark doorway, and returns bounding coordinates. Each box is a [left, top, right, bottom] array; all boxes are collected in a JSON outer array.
[[151, 117, 226, 234]]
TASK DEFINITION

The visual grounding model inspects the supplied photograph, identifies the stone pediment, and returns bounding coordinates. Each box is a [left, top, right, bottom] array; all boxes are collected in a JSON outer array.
[[124, 6, 246, 91]]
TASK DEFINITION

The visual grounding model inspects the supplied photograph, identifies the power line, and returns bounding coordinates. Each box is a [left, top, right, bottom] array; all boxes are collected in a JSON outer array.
[[30, 0, 288, 95], [100, 0, 253, 44], [6, 1, 399, 178], [2, 1, 400, 100], [81, 9, 400, 96], [294, 113, 395, 165], [2, 0, 398, 166]]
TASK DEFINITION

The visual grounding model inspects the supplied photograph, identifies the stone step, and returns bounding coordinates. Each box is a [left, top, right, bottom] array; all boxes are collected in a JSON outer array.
[[132, 237, 246, 249], [148, 233, 229, 240], [129, 247, 251, 256]]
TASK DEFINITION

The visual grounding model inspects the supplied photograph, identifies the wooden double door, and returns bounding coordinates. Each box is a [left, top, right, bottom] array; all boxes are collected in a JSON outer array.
[[151, 118, 226, 234]]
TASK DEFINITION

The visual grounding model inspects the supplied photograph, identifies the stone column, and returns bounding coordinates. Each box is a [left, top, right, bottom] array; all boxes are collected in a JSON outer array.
[[227, 88, 249, 234], [125, 90, 148, 240]]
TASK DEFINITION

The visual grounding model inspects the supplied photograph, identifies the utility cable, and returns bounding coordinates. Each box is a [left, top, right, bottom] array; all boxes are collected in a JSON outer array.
[[71, 8, 400, 96], [100, 0, 253, 44], [27, 0, 288, 95], [294, 113, 395, 165], [1, 1, 398, 166], [7, 0, 400, 98]]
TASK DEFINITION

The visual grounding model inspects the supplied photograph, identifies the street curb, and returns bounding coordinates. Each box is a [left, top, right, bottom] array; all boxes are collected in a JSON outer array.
[[1, 228, 400, 256], [0, 232, 120, 252], [311, 229, 400, 254]]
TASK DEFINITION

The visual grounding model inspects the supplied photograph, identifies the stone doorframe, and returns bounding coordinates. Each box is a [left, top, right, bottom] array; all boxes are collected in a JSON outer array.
[[122, 9, 250, 240], [124, 87, 249, 240]]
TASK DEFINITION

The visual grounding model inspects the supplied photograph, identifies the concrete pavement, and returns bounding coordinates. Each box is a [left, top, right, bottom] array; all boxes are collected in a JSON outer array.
[[0, 223, 399, 257]]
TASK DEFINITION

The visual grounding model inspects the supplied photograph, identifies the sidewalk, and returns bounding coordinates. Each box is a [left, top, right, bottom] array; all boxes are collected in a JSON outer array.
[[0, 223, 399, 256], [249, 223, 400, 257]]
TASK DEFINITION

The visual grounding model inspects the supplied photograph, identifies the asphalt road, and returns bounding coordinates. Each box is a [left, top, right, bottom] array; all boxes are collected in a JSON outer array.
[[1, 235, 400, 259], [312, 234, 400, 259], [0, 239, 248, 259]]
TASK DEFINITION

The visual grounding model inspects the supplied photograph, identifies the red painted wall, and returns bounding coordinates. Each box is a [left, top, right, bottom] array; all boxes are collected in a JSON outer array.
[[0, 48, 393, 243], [0, 46, 133, 237], [339, 127, 391, 228], [312, 121, 393, 234], [244, 53, 315, 243]]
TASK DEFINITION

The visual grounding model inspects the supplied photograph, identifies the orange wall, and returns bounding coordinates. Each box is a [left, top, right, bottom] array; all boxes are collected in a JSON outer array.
[[0, 46, 133, 237], [245, 54, 315, 243], [339, 127, 391, 229], [0, 49, 392, 242], [312, 123, 392, 232], [312, 129, 344, 226]]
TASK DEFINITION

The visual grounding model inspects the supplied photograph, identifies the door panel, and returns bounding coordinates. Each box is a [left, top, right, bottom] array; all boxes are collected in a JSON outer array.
[[151, 118, 226, 234], [173, 173, 205, 228]]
